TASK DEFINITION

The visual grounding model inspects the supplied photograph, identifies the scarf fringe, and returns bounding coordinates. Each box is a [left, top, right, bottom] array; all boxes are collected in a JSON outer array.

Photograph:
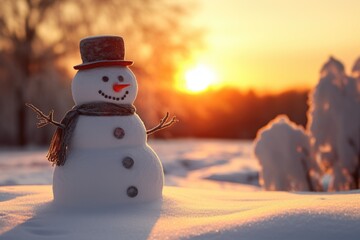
[[47, 128, 67, 166]]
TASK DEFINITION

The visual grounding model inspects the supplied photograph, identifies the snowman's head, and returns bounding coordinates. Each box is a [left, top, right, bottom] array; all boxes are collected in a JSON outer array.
[[72, 66, 138, 105]]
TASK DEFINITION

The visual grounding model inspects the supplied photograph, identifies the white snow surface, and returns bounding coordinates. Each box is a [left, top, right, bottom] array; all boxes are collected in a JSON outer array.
[[0, 185, 359, 240], [0, 139, 259, 189], [1, 139, 359, 239]]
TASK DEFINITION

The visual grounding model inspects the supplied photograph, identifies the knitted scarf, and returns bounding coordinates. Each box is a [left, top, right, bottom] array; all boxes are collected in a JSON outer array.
[[47, 102, 136, 166]]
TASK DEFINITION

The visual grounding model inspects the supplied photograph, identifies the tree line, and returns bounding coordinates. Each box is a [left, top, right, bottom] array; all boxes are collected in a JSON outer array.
[[146, 88, 308, 140]]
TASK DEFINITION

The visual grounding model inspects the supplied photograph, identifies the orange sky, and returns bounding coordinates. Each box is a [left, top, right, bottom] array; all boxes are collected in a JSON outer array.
[[184, 0, 360, 94]]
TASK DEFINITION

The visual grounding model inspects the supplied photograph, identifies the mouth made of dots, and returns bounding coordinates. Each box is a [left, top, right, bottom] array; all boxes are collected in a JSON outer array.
[[98, 90, 129, 101]]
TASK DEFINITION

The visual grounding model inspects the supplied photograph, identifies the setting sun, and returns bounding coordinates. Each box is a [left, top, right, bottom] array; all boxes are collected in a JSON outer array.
[[184, 65, 217, 93]]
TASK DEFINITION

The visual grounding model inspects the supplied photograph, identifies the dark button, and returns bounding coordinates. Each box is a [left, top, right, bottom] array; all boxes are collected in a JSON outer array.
[[113, 127, 125, 139], [122, 157, 134, 169], [127, 186, 138, 198]]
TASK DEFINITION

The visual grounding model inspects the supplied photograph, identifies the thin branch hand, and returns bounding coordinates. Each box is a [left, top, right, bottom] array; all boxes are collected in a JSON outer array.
[[146, 112, 178, 135], [25, 103, 65, 129]]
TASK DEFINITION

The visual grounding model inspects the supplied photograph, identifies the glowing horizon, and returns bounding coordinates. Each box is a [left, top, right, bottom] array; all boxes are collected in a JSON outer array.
[[184, 0, 360, 94]]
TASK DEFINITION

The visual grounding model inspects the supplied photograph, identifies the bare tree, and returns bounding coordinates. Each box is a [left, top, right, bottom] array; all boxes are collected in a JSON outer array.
[[0, 0, 202, 145]]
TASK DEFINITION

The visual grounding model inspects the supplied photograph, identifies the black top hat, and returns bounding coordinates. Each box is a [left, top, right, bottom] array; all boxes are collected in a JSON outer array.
[[73, 35, 133, 70]]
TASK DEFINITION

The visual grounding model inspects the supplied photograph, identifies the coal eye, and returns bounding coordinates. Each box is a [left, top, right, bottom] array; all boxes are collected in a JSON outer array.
[[102, 76, 109, 82], [118, 75, 124, 82]]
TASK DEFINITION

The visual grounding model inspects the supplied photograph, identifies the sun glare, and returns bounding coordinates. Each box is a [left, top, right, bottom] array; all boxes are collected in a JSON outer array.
[[184, 65, 217, 93]]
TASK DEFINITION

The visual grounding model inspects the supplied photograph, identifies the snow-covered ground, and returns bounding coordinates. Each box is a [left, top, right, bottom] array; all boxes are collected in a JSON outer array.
[[0, 139, 359, 239], [1, 185, 359, 240], [0, 139, 260, 190]]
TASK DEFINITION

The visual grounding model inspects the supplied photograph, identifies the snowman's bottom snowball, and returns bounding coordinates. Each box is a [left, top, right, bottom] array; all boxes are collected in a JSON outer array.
[[53, 145, 164, 206]]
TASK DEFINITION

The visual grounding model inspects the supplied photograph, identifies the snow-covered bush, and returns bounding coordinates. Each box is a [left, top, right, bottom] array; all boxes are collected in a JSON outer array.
[[254, 115, 321, 191], [307, 57, 360, 190], [352, 57, 360, 78], [255, 57, 360, 192]]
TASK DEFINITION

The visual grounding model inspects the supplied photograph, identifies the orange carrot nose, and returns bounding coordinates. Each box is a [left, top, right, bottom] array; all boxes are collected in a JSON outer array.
[[113, 84, 130, 92]]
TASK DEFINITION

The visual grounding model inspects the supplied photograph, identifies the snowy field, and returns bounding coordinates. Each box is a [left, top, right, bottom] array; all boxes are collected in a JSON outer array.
[[0, 139, 359, 240], [0, 139, 260, 190]]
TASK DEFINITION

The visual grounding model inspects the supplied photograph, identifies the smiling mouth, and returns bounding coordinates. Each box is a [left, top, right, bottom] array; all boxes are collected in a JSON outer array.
[[98, 90, 129, 101]]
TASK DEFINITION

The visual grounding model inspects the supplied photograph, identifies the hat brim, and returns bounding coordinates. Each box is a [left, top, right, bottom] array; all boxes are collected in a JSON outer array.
[[73, 60, 133, 70]]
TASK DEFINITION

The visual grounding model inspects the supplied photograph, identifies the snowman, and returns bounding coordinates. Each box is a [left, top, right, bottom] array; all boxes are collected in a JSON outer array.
[[27, 36, 176, 206]]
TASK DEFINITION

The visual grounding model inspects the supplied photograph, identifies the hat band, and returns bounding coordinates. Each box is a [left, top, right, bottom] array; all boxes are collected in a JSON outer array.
[[74, 60, 133, 70]]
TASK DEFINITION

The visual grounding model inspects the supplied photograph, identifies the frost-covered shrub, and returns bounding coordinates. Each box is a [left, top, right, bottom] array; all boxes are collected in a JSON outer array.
[[352, 57, 360, 78], [253, 57, 360, 191], [307, 57, 360, 191], [254, 115, 321, 191]]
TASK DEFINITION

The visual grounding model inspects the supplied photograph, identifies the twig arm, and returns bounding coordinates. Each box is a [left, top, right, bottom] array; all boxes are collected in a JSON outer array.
[[146, 112, 178, 135], [25, 103, 65, 129]]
